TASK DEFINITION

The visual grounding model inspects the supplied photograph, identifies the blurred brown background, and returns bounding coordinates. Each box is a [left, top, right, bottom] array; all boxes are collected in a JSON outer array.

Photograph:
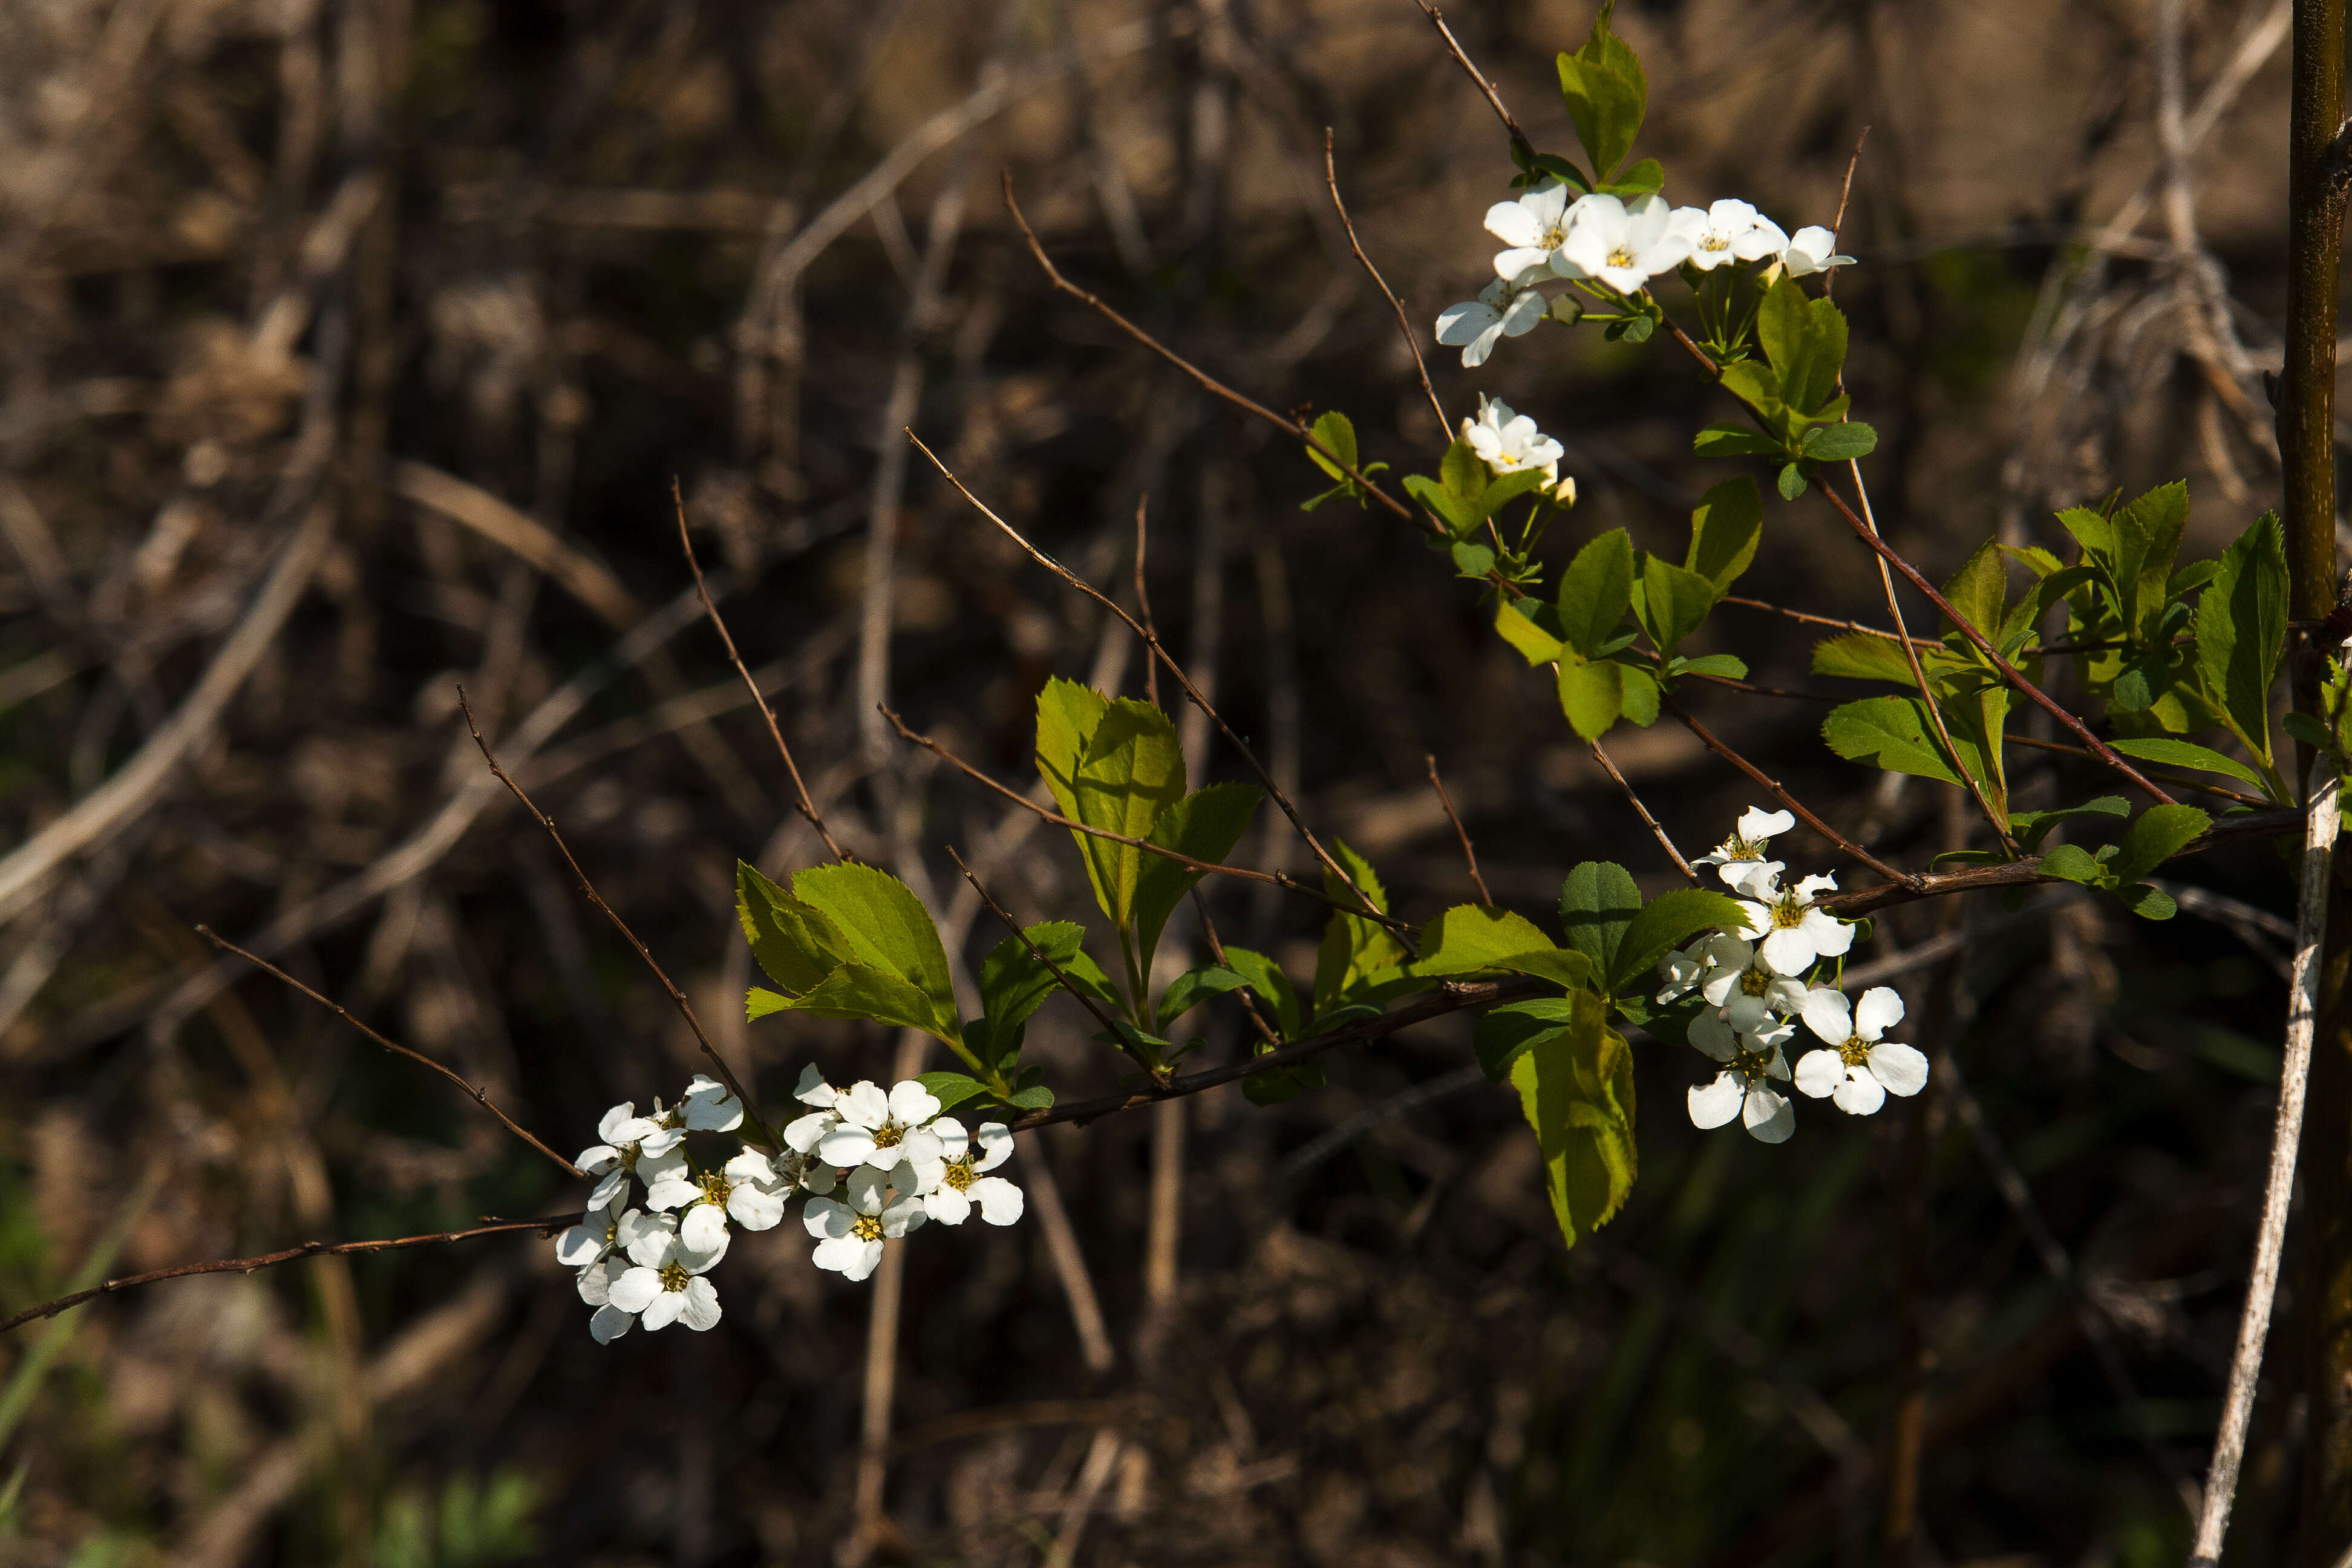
[[0, 0, 2324, 1563]]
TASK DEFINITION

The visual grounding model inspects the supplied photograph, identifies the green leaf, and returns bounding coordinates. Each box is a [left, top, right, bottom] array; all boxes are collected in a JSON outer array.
[[2008, 795, 2129, 853], [2106, 803, 2211, 886], [1495, 600, 1569, 665], [791, 861, 959, 1033], [1692, 422, 1785, 459], [1672, 653, 1749, 680], [1451, 540, 1497, 579], [1506, 988, 1637, 1248], [1616, 663, 1661, 727], [1777, 463, 1807, 501], [978, 921, 1091, 1047], [2114, 881, 2180, 920], [1557, 658, 1624, 742], [2284, 710, 2335, 753], [1559, 861, 1642, 979], [2195, 511, 2288, 766], [736, 860, 854, 995], [1303, 409, 1359, 482], [1312, 843, 1409, 1021], [1717, 361, 1786, 428], [746, 986, 791, 1021], [1685, 477, 1763, 591], [1403, 472, 1471, 534], [1002, 1083, 1056, 1111], [1812, 630, 1921, 684], [1821, 696, 1963, 787], [2038, 843, 2108, 885], [1756, 275, 1848, 417], [1474, 998, 1583, 1081], [782, 962, 956, 1040], [1416, 904, 1564, 976], [1477, 467, 1553, 517], [1631, 553, 1719, 658], [2108, 736, 2264, 790], [1601, 157, 1665, 196], [1217, 946, 1302, 1038], [1034, 676, 1110, 812], [1440, 437, 1488, 510], [1155, 965, 1251, 1034], [1556, 528, 1635, 655], [1942, 538, 2008, 644], [1553, 1, 1647, 180], [1798, 422, 1877, 461], [916, 1071, 988, 1112], [1064, 698, 1187, 931], [1132, 782, 1262, 968], [2110, 481, 2190, 641], [1606, 887, 1751, 996]]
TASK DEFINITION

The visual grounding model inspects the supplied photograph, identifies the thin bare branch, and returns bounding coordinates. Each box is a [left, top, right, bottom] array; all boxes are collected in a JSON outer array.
[[0, 1215, 578, 1336], [1134, 495, 1160, 711], [1187, 885, 1281, 1049], [944, 846, 1166, 1083], [904, 429, 1401, 938], [197, 926, 583, 1180], [1326, 131, 1445, 433], [457, 688, 777, 1151], [1717, 594, 1928, 647], [1587, 741, 1697, 883], [1821, 128, 1868, 300], [1661, 694, 1918, 887], [672, 479, 849, 861], [1424, 754, 1492, 905], [1413, 3, 1532, 158]]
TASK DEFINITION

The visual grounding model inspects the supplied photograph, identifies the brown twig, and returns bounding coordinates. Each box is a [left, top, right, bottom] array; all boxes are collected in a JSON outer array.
[[1133, 495, 1160, 711], [1821, 128, 1869, 301], [878, 705, 1412, 932], [457, 688, 778, 1151], [1424, 753, 1492, 905], [1413, 2, 1532, 160], [197, 926, 583, 1180], [1661, 694, 1918, 887], [905, 428, 1399, 936], [943, 846, 1166, 1083], [1187, 884, 1281, 1048], [1587, 741, 1697, 883], [0, 1215, 579, 1336], [1716, 595, 1928, 647], [1001, 175, 1433, 539], [671, 478, 849, 861], [1326, 130, 1445, 433]]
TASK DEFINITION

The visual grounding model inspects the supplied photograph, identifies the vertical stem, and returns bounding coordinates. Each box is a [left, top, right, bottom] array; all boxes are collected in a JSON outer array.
[[2285, 1, 2351, 1560]]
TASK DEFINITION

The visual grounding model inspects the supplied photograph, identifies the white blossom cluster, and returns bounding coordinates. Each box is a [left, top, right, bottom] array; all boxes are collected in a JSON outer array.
[[1436, 185, 1854, 365], [555, 1066, 1024, 1342], [1657, 807, 1928, 1144]]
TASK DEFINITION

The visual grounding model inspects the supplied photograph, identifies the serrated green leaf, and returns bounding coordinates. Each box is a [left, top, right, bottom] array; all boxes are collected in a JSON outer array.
[[1507, 988, 1636, 1248], [1062, 697, 1186, 932], [736, 860, 854, 995], [1607, 887, 1751, 996], [791, 861, 959, 1034], [1474, 998, 1583, 1082], [782, 961, 955, 1039], [2106, 803, 2211, 886], [1440, 437, 1488, 506], [2196, 511, 2287, 768], [1496, 600, 1570, 665], [1312, 840, 1407, 1022], [1602, 157, 1665, 195], [1560, 861, 1642, 979], [1554, 1, 1647, 180], [1717, 360, 1786, 426], [1692, 422, 1785, 459], [1632, 553, 1719, 658], [1416, 904, 1563, 976], [746, 986, 791, 1021], [1942, 538, 2007, 645], [1304, 410, 1359, 482], [1132, 782, 1262, 969], [1558, 658, 1624, 741], [916, 1071, 987, 1112], [2108, 736, 2264, 790], [1821, 696, 1963, 787], [977, 921, 1090, 1053], [1557, 528, 1635, 656], [1812, 630, 1920, 684], [2110, 481, 2190, 641], [1685, 477, 1763, 590]]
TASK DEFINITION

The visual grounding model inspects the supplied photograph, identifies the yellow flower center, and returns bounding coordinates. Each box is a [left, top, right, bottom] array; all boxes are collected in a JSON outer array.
[[1839, 1035, 1872, 1067], [1770, 893, 1806, 930], [872, 1125, 903, 1149], [697, 1170, 733, 1208], [658, 1261, 690, 1293], [1740, 968, 1772, 998], [1607, 245, 1636, 269], [1731, 1046, 1775, 1082], [943, 1160, 976, 1193], [852, 1214, 885, 1242], [1700, 234, 1730, 252], [1719, 835, 1763, 861]]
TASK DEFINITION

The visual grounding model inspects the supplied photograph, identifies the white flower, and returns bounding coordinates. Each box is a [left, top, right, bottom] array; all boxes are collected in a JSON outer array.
[[579, 1209, 690, 1342], [794, 1063, 839, 1106], [1555, 194, 1690, 296], [580, 1257, 636, 1344], [1459, 394, 1564, 479], [1794, 987, 1928, 1116], [1668, 200, 1788, 270], [803, 1166, 927, 1282], [553, 1195, 626, 1273], [1434, 279, 1546, 368], [909, 1120, 1024, 1227], [575, 1102, 687, 1210], [1687, 1011, 1797, 1143], [1782, 224, 1854, 276], [1731, 870, 1854, 976], [1484, 180, 1578, 283], [817, 1079, 946, 1173], [1656, 941, 1710, 1004], [645, 1149, 792, 1252], [1696, 933, 1809, 1031], [606, 1230, 724, 1333], [1691, 806, 1795, 887], [679, 1073, 743, 1132], [740, 1142, 837, 1199]]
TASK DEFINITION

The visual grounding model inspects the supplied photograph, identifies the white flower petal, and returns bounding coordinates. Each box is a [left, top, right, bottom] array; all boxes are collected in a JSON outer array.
[[1830, 1068, 1886, 1115], [889, 1080, 942, 1125], [681, 1203, 730, 1254], [1484, 200, 1544, 248], [587, 1167, 629, 1210], [589, 1303, 635, 1344], [1792, 1048, 1843, 1099], [728, 1181, 786, 1231], [879, 1192, 926, 1238], [794, 1063, 838, 1106], [681, 1074, 743, 1132], [1435, 299, 1499, 346], [597, 1103, 639, 1143], [576, 1258, 616, 1306], [608, 1266, 662, 1314], [1688, 1071, 1744, 1129], [783, 1111, 837, 1154], [639, 1290, 685, 1331], [838, 1081, 890, 1130], [1854, 987, 1905, 1040], [803, 1196, 854, 1239], [1735, 215, 1789, 260], [974, 1123, 1014, 1172], [1743, 1085, 1796, 1143], [1757, 927, 1817, 976], [1798, 987, 1853, 1045], [898, 1128, 944, 1169], [1492, 246, 1554, 282], [931, 1118, 970, 1158], [819, 1126, 880, 1168], [974, 1177, 1025, 1226], [678, 1275, 722, 1331], [644, 1169, 699, 1211], [1800, 909, 1854, 958], [1688, 1010, 1737, 1062], [924, 1185, 973, 1226], [1737, 806, 1794, 840], [844, 1166, 893, 1215], [554, 1223, 606, 1268], [1866, 1042, 1930, 1097], [1498, 287, 1547, 336], [724, 1148, 775, 1184]]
